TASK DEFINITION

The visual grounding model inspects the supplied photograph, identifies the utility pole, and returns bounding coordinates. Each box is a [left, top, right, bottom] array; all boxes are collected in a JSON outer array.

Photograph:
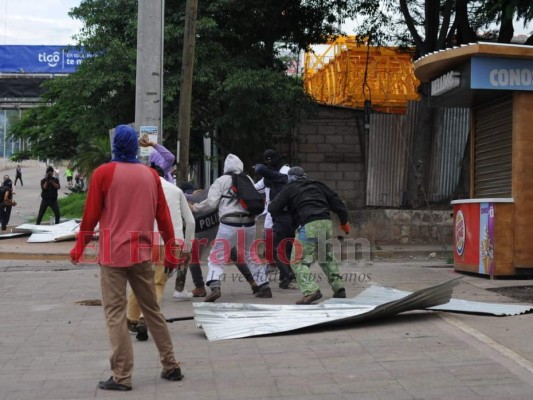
[[177, 0, 198, 182], [135, 0, 164, 144]]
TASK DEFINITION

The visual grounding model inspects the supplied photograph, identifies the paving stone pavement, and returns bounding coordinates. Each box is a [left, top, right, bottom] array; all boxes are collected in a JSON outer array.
[[2, 167, 533, 399], [1, 256, 533, 400]]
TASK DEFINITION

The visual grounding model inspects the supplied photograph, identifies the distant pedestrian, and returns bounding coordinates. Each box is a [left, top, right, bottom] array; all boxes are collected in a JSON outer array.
[[268, 166, 350, 304], [65, 167, 74, 188], [69, 124, 183, 391], [36, 166, 61, 225], [1, 175, 16, 230], [14, 165, 23, 186]]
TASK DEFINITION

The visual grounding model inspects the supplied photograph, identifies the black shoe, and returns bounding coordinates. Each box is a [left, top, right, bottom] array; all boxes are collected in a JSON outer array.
[[161, 367, 184, 381], [204, 287, 221, 302], [250, 282, 260, 294], [136, 321, 148, 341], [295, 290, 323, 305], [98, 377, 132, 391], [333, 288, 346, 298], [127, 319, 138, 334], [254, 286, 272, 298]]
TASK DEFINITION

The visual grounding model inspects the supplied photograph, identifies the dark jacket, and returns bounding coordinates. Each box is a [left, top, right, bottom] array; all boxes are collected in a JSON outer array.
[[268, 179, 348, 227], [40, 177, 60, 200]]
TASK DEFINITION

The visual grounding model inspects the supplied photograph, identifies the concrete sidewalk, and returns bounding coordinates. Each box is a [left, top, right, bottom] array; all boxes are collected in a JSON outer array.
[[1, 251, 533, 399]]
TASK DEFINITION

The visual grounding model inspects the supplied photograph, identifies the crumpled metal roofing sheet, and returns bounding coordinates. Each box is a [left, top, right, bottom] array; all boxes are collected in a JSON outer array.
[[193, 278, 460, 341], [327, 286, 533, 316]]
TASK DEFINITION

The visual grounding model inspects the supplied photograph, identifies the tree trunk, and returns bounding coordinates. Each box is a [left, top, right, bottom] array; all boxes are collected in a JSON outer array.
[[497, 0, 515, 43], [404, 85, 435, 209]]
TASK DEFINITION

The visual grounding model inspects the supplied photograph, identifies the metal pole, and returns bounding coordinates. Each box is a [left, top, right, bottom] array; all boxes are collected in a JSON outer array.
[[177, 0, 198, 182], [3, 110, 6, 169]]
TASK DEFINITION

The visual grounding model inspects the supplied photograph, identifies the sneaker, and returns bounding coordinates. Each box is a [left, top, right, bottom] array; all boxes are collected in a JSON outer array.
[[254, 286, 272, 298], [173, 289, 193, 301], [98, 377, 132, 391], [136, 320, 149, 341], [192, 287, 207, 297], [295, 290, 323, 305], [250, 282, 260, 294], [204, 287, 221, 302], [333, 288, 346, 298], [127, 319, 138, 334], [161, 367, 184, 381], [279, 279, 290, 289]]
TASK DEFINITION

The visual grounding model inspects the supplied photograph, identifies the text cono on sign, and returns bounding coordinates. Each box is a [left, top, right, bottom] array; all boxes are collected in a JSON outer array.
[[489, 68, 533, 87]]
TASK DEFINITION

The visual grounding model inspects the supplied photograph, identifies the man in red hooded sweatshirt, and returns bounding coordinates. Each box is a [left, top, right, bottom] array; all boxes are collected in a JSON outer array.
[[70, 124, 183, 391]]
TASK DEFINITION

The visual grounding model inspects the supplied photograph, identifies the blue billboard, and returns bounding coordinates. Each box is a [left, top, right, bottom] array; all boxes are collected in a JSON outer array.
[[471, 56, 533, 91], [0, 45, 90, 74]]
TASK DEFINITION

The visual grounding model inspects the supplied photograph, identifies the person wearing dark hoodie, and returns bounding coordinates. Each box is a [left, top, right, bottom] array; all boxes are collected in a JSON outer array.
[[268, 166, 350, 305], [254, 149, 296, 289], [190, 153, 271, 302], [36, 166, 61, 225], [70, 124, 183, 391]]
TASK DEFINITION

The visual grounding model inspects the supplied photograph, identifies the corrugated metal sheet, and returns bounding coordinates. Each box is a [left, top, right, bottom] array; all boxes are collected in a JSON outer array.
[[367, 102, 469, 206], [366, 111, 410, 207], [193, 278, 460, 341], [194, 279, 533, 341], [474, 97, 513, 198], [427, 107, 470, 202], [331, 286, 533, 316]]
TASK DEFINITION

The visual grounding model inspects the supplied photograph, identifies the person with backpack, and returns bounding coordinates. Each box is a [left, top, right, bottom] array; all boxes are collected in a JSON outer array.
[[1, 175, 16, 231], [268, 166, 350, 305], [189, 153, 271, 302]]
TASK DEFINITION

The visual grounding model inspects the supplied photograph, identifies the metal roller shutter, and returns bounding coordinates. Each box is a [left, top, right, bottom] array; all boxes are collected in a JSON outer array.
[[473, 97, 513, 198]]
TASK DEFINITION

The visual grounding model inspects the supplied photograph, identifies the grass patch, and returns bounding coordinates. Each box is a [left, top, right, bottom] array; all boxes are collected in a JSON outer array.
[[40, 193, 86, 222]]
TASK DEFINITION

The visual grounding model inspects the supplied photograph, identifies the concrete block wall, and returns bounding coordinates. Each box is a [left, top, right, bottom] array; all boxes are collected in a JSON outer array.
[[290, 105, 366, 209], [348, 209, 453, 245]]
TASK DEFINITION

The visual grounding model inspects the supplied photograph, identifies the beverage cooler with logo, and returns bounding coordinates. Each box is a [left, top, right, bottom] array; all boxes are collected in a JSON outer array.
[[451, 199, 514, 277]]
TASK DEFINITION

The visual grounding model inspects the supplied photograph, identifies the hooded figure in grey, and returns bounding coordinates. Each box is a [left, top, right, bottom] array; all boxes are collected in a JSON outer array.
[[190, 154, 271, 301]]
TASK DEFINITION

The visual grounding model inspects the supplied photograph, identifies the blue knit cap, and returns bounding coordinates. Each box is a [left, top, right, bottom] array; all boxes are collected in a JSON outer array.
[[112, 125, 140, 163]]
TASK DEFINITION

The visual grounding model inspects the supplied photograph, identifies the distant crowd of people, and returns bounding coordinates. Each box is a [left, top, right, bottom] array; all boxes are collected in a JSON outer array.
[[0, 163, 88, 231], [67, 124, 351, 392]]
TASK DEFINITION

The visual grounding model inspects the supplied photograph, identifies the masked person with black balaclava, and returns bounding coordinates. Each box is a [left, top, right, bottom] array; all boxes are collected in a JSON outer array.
[[254, 149, 296, 289]]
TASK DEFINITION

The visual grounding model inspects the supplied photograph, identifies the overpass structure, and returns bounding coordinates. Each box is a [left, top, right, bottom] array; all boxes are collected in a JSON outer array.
[[0, 45, 88, 160], [303, 37, 420, 114]]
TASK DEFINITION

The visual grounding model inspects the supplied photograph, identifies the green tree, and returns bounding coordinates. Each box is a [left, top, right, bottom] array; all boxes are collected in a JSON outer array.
[[10, 0, 349, 175]]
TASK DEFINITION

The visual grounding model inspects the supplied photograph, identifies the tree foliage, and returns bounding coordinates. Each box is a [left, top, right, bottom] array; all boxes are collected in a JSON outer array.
[[348, 0, 533, 57], [10, 0, 349, 174]]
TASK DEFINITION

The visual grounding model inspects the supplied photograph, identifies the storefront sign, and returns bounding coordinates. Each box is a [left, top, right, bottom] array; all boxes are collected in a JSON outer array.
[[471, 57, 533, 91], [431, 71, 461, 96]]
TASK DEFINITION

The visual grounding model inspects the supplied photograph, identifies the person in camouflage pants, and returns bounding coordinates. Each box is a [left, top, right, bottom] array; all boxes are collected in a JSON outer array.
[[268, 167, 351, 304]]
